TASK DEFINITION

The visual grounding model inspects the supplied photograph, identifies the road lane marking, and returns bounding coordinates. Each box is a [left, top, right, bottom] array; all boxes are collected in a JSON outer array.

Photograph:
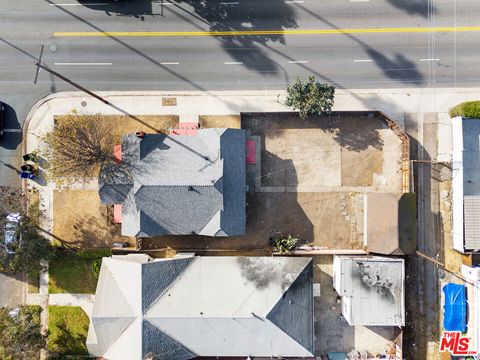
[[220, 1, 239, 4], [285, 1, 305, 3], [50, 3, 109, 6], [160, 62, 180, 65], [54, 62, 112, 65], [1, 129, 22, 133], [288, 60, 308, 64], [419, 58, 440, 61], [353, 59, 373, 62], [350, 0, 370, 2], [54, 26, 480, 37], [224, 61, 244, 65]]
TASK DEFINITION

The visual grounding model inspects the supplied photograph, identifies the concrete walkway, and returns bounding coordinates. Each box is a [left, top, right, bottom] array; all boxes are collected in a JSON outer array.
[[25, 259, 95, 331]]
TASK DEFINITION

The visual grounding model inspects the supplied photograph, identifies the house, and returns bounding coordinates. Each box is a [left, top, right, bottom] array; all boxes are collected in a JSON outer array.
[[86, 255, 314, 360], [98, 129, 246, 237], [333, 256, 405, 327], [452, 117, 480, 253]]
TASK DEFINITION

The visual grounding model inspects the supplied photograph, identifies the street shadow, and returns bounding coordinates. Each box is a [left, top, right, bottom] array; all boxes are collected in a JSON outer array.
[[365, 48, 423, 84], [294, 4, 425, 85], [80, 0, 153, 18], [0, 103, 22, 150], [169, 0, 298, 74], [386, 0, 436, 18]]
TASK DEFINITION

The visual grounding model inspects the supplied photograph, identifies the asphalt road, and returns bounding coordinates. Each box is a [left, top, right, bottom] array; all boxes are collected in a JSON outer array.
[[1, 0, 480, 186]]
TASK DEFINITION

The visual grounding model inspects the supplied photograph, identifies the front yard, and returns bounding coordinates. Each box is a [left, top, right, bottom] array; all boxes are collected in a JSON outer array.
[[48, 306, 90, 357], [49, 251, 102, 294]]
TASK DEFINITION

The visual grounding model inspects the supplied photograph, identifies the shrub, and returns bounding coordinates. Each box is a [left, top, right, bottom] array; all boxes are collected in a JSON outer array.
[[271, 233, 299, 253], [77, 248, 112, 260], [285, 76, 335, 119], [92, 258, 102, 279], [449, 101, 480, 118]]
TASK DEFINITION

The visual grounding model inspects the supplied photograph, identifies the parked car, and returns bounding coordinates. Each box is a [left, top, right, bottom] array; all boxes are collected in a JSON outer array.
[[0, 102, 4, 137], [3, 213, 21, 254]]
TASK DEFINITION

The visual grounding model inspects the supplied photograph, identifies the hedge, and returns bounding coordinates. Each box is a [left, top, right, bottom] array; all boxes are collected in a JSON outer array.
[[449, 101, 480, 119]]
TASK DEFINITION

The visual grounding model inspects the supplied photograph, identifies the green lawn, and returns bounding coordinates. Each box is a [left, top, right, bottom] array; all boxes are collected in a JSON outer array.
[[48, 306, 89, 357], [49, 253, 98, 294]]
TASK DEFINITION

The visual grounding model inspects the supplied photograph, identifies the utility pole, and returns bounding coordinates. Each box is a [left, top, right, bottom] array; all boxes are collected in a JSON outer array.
[[33, 45, 110, 105]]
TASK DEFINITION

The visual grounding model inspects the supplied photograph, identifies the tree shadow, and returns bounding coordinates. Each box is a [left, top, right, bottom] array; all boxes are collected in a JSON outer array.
[[365, 48, 423, 85], [79, 0, 153, 19], [49, 321, 88, 357], [386, 0, 436, 18]]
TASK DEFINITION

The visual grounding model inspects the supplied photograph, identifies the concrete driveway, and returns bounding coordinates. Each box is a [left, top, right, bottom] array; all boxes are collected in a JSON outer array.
[[0, 273, 25, 307]]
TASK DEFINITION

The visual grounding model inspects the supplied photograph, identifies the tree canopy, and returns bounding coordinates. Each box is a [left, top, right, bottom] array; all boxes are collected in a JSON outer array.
[[41, 113, 116, 185], [285, 76, 335, 119], [0, 305, 45, 360]]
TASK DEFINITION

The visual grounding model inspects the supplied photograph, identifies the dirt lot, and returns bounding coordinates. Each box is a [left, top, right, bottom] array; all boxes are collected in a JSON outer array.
[[199, 115, 240, 129], [52, 190, 135, 248], [55, 115, 179, 143], [243, 112, 402, 191]]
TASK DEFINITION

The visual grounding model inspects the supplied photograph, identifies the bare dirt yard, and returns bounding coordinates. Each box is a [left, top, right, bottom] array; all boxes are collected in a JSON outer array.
[[199, 115, 240, 129], [240, 111, 404, 250], [52, 190, 135, 248]]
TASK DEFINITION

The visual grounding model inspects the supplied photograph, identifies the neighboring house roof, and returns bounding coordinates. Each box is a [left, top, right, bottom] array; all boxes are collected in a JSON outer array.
[[452, 117, 480, 252], [333, 256, 405, 327], [98, 129, 246, 237], [87, 256, 314, 360]]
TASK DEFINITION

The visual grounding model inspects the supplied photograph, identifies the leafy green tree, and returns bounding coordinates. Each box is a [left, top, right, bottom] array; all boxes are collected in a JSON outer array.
[[285, 76, 335, 119], [0, 305, 46, 360]]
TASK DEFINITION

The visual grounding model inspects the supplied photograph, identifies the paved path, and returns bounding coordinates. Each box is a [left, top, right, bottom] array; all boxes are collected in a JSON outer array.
[[0, 273, 25, 307]]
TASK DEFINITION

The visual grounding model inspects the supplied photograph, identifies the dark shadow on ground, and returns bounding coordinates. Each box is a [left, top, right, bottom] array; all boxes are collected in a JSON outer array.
[[365, 48, 423, 84], [403, 128, 440, 360], [386, 0, 436, 18], [0, 103, 22, 150], [171, 0, 298, 74], [80, 0, 153, 18], [243, 111, 384, 153]]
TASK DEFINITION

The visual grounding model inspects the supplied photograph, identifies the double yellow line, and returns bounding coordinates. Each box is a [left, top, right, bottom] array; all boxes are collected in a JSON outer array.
[[54, 26, 480, 37]]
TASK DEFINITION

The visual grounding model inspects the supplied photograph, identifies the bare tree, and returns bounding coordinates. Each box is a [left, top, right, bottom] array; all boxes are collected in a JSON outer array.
[[41, 113, 116, 185]]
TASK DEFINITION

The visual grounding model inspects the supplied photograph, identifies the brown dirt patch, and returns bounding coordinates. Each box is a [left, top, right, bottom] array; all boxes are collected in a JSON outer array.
[[199, 115, 241, 129], [242, 112, 401, 191], [55, 115, 179, 143], [52, 190, 134, 248]]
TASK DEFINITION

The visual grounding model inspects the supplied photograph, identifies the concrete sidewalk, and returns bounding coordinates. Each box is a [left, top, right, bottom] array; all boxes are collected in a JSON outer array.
[[24, 87, 480, 160]]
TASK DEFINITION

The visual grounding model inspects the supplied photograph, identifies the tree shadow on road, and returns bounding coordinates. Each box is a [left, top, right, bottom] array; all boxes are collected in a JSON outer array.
[[386, 0, 436, 18]]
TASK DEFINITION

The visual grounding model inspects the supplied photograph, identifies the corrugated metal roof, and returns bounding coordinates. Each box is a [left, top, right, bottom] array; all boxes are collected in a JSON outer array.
[[333, 256, 404, 326], [464, 196, 480, 250]]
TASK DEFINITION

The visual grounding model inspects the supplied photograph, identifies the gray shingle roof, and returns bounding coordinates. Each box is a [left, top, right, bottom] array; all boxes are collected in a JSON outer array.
[[98, 129, 246, 237], [87, 256, 314, 360]]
